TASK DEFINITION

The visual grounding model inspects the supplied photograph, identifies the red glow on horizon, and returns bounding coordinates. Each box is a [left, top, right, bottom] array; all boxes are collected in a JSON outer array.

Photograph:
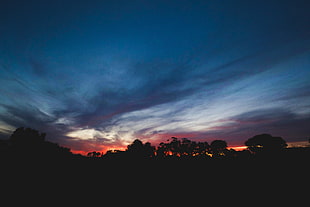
[[71, 150, 89, 155], [71, 146, 127, 156], [229, 146, 247, 151], [69, 131, 252, 156]]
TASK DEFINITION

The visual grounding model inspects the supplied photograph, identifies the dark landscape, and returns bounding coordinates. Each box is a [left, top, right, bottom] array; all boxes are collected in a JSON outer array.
[[1, 127, 309, 203], [2, 127, 309, 166], [1, 1, 309, 197]]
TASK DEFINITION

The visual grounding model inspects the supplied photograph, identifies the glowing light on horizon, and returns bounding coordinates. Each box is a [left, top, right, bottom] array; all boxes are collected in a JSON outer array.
[[229, 146, 247, 151]]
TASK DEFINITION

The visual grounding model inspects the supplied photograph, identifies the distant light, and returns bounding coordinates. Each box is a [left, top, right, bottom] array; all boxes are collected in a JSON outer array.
[[229, 146, 247, 151]]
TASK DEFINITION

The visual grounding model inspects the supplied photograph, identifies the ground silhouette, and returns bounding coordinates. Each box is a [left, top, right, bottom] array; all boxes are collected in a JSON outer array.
[[1, 126, 310, 200], [1, 127, 309, 166]]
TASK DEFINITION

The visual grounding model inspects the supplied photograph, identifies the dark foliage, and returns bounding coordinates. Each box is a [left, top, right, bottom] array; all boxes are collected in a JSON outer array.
[[245, 134, 287, 154], [87, 151, 103, 157], [210, 140, 228, 157], [126, 139, 155, 158], [1, 127, 72, 161], [156, 137, 211, 158]]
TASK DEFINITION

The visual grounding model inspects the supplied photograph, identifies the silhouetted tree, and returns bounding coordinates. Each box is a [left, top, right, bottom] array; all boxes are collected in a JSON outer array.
[[157, 141, 169, 157], [87, 151, 102, 157], [196, 141, 211, 157], [126, 139, 155, 158], [210, 140, 228, 157], [170, 137, 181, 156], [144, 142, 156, 158], [179, 138, 211, 157], [245, 134, 287, 154], [10, 127, 45, 144], [156, 137, 182, 157], [127, 139, 144, 153], [4, 127, 72, 160], [156, 137, 211, 158], [180, 138, 193, 156]]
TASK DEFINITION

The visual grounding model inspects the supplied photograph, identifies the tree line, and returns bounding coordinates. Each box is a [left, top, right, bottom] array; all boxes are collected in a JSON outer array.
[[102, 134, 289, 160], [2, 127, 309, 162]]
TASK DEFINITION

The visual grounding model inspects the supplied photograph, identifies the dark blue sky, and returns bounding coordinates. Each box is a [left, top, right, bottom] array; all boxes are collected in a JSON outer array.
[[1, 0, 310, 153]]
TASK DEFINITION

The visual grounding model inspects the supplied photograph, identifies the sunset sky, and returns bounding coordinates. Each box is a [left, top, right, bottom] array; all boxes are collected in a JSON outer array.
[[1, 0, 310, 154]]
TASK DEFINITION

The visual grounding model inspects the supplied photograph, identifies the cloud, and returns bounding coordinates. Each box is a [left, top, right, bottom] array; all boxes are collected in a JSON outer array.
[[71, 51, 276, 129], [0, 104, 55, 128], [1, 43, 309, 154], [230, 108, 296, 124], [218, 108, 310, 143]]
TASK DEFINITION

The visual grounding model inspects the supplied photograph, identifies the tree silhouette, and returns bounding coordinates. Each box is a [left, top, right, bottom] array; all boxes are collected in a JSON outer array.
[[210, 140, 228, 157], [5, 127, 72, 159], [195, 141, 211, 157], [157, 141, 169, 157], [4, 127, 308, 164], [126, 139, 155, 158], [156, 137, 211, 158], [87, 151, 102, 157], [169, 137, 181, 156], [245, 134, 287, 154], [10, 127, 45, 144], [156, 137, 182, 157], [143, 142, 156, 158]]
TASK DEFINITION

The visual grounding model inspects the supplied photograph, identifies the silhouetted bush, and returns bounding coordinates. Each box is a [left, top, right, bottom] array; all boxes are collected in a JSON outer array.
[[2, 127, 72, 160], [126, 139, 155, 158], [210, 140, 228, 157], [245, 134, 287, 154]]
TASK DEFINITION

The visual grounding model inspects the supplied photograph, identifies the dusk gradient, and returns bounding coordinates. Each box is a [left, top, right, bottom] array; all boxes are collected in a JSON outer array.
[[1, 0, 310, 154]]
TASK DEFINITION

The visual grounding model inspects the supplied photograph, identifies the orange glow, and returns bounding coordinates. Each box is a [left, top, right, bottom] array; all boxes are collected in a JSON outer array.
[[106, 146, 127, 152], [71, 146, 127, 156], [71, 150, 89, 156], [229, 146, 247, 151]]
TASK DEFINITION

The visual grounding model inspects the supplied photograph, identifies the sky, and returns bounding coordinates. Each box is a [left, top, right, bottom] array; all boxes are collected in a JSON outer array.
[[1, 0, 310, 154]]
